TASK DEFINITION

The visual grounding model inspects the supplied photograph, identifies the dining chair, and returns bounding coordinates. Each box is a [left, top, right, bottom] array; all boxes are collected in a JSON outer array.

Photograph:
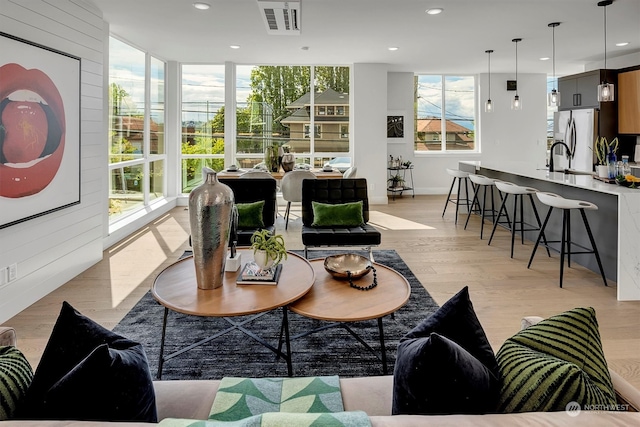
[[280, 170, 316, 229], [342, 166, 357, 178]]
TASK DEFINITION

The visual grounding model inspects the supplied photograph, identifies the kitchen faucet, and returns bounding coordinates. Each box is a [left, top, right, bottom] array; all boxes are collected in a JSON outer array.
[[548, 141, 572, 173]]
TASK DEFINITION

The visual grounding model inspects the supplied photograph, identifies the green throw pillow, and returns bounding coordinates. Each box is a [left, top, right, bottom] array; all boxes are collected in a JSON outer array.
[[0, 346, 33, 420], [496, 307, 617, 413], [311, 201, 364, 227], [236, 201, 265, 229]]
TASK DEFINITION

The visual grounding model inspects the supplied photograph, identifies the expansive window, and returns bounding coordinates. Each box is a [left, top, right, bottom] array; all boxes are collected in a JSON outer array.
[[414, 75, 476, 152], [180, 65, 225, 193], [235, 65, 350, 171], [108, 38, 166, 219]]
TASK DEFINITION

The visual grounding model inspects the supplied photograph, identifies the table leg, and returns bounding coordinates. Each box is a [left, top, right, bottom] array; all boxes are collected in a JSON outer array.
[[157, 307, 169, 380], [377, 317, 388, 375], [282, 306, 293, 377]]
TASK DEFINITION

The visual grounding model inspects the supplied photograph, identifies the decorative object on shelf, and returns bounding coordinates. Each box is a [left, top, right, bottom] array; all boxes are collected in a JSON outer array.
[[547, 22, 561, 108], [323, 253, 377, 291], [387, 115, 404, 138], [249, 229, 287, 270], [597, 0, 615, 102], [485, 49, 494, 113], [189, 167, 234, 290], [388, 174, 405, 189], [511, 38, 522, 110]]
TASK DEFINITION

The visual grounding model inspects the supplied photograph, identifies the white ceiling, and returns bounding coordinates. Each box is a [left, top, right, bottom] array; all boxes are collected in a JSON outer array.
[[89, 0, 640, 76]]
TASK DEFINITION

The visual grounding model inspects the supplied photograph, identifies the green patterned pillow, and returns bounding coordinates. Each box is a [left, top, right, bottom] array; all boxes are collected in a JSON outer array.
[[497, 307, 617, 413], [0, 346, 33, 420]]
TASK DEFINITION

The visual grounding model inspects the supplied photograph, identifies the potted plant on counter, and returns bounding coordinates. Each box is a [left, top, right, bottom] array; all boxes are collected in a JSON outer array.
[[250, 229, 287, 270], [593, 136, 619, 179]]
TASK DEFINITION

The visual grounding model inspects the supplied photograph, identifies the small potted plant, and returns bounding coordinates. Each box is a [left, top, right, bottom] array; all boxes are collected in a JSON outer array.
[[250, 229, 287, 270], [387, 174, 405, 189], [593, 136, 618, 178]]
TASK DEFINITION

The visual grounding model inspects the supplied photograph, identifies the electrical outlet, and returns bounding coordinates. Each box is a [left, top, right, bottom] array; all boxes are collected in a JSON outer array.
[[0, 267, 7, 287], [8, 263, 17, 282]]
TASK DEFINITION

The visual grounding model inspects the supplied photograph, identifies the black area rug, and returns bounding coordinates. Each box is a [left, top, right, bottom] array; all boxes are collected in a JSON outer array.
[[113, 249, 439, 380]]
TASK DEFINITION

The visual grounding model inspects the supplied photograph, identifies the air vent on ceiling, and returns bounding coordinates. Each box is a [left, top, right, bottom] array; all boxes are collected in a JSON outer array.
[[257, 0, 300, 35]]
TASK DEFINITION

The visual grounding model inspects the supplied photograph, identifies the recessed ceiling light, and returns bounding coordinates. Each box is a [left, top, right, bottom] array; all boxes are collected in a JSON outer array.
[[426, 8, 443, 15], [301, 46, 309, 51], [540, 57, 550, 61], [193, 2, 210, 10], [388, 47, 399, 51], [230, 45, 240, 49], [616, 42, 629, 46]]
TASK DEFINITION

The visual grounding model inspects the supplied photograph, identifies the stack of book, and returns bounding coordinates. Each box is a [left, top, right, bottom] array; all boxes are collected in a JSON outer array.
[[236, 261, 283, 285]]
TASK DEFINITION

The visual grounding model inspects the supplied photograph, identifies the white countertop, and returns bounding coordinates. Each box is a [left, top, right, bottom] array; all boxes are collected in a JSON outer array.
[[460, 160, 640, 196]]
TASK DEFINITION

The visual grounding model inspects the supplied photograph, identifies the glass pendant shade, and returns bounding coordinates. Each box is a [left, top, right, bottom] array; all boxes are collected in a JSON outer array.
[[485, 99, 493, 113], [511, 95, 522, 110], [548, 89, 561, 107], [598, 82, 615, 102]]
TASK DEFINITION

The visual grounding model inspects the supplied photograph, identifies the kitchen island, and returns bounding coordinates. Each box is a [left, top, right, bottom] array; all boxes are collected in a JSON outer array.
[[459, 160, 640, 301]]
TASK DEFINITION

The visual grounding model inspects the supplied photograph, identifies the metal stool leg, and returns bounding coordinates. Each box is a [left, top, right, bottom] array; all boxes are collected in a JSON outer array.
[[510, 194, 518, 258], [559, 209, 568, 288], [580, 209, 608, 287], [442, 178, 456, 217], [528, 206, 553, 269], [464, 183, 482, 230], [488, 193, 509, 246]]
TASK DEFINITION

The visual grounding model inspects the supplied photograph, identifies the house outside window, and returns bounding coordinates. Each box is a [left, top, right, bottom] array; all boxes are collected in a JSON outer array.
[[304, 124, 321, 138], [414, 75, 476, 152], [340, 125, 349, 138]]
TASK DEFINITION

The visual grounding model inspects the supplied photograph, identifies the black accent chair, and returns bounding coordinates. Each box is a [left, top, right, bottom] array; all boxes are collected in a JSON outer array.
[[301, 178, 381, 259], [219, 178, 277, 246]]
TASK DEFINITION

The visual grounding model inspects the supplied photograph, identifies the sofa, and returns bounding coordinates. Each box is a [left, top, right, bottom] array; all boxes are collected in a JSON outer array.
[[1, 325, 639, 426]]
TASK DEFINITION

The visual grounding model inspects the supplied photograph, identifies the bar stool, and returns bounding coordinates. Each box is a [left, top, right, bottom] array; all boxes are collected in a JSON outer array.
[[442, 168, 473, 225], [527, 192, 608, 288], [487, 181, 550, 258], [464, 174, 499, 239]]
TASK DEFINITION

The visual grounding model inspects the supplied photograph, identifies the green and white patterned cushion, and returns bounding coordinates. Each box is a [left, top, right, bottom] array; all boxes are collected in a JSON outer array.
[[209, 376, 343, 421], [0, 346, 33, 420], [497, 307, 617, 413]]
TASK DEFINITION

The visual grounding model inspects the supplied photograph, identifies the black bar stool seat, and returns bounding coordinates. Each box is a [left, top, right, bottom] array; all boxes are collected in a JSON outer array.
[[527, 192, 608, 288]]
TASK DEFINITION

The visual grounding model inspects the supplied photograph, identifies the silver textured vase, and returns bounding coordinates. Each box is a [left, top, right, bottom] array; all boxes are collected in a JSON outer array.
[[189, 167, 235, 290]]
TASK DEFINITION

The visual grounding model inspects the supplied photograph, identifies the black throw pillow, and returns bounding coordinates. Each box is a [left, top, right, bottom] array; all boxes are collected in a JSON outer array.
[[18, 301, 157, 422], [392, 286, 499, 415]]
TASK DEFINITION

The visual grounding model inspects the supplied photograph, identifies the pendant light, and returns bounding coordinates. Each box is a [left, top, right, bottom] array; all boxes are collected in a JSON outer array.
[[485, 49, 494, 113], [548, 22, 561, 107], [597, 0, 615, 102], [511, 38, 522, 110]]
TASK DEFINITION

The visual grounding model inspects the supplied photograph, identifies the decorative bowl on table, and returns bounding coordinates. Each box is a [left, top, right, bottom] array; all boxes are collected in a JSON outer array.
[[615, 175, 639, 188], [324, 254, 372, 280]]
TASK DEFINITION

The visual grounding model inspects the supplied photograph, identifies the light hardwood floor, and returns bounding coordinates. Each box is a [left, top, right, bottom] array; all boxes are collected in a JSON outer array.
[[4, 195, 640, 389]]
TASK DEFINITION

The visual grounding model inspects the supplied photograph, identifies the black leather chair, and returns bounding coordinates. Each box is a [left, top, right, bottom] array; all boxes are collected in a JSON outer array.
[[219, 178, 277, 246], [301, 178, 381, 259]]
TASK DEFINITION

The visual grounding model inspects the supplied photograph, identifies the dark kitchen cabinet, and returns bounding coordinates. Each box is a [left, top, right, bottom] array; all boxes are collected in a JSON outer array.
[[558, 69, 617, 110]]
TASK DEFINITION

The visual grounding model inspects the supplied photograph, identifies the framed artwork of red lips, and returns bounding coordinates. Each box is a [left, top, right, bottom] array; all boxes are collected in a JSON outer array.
[[0, 32, 80, 229]]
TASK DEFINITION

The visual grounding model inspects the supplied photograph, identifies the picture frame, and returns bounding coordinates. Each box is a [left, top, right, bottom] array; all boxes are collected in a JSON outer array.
[[387, 115, 404, 138], [0, 32, 81, 229]]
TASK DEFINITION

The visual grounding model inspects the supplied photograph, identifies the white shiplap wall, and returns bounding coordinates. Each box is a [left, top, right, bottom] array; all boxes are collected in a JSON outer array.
[[0, 0, 106, 323]]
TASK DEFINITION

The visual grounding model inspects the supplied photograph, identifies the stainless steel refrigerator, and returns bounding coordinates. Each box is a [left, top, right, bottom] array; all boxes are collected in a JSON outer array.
[[552, 109, 599, 172]]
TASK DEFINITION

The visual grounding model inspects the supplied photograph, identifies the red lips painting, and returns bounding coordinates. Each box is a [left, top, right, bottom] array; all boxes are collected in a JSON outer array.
[[0, 32, 80, 229], [0, 63, 66, 198]]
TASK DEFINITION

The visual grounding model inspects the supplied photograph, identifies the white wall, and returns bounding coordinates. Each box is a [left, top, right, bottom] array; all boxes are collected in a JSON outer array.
[[386, 72, 548, 195], [352, 64, 389, 205], [0, 0, 106, 323]]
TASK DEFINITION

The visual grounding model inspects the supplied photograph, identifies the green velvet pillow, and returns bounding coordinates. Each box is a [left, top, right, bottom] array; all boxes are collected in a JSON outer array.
[[496, 307, 617, 413], [0, 346, 33, 420], [236, 201, 265, 229], [311, 201, 364, 227]]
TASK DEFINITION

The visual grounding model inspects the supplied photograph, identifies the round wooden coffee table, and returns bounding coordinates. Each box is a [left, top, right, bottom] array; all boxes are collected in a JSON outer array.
[[152, 249, 315, 378], [287, 258, 411, 374]]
